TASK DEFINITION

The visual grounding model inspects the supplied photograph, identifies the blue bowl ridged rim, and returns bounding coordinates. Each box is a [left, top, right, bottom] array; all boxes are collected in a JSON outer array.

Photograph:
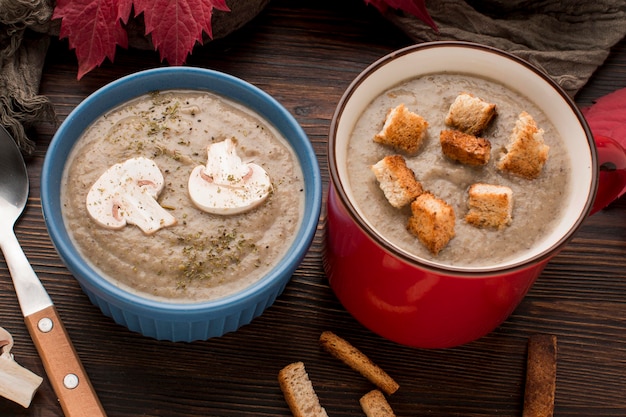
[[41, 67, 322, 336]]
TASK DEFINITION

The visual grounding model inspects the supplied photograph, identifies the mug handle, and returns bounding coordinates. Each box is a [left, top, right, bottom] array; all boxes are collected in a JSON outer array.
[[591, 134, 626, 215]]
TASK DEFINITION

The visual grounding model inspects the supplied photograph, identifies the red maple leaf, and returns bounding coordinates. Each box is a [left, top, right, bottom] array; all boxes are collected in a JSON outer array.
[[582, 88, 626, 211], [53, 0, 131, 79], [364, 0, 437, 31], [117, 0, 135, 24], [132, 0, 230, 66], [582, 88, 626, 145], [53, 0, 230, 79], [53, 0, 434, 79]]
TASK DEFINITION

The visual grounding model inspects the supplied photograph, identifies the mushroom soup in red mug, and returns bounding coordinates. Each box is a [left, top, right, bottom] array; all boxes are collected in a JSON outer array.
[[325, 42, 626, 348], [61, 90, 305, 302], [347, 72, 571, 267]]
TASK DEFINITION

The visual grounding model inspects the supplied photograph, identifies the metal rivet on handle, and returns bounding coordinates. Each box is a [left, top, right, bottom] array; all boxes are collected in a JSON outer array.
[[63, 373, 79, 389], [37, 317, 53, 333]]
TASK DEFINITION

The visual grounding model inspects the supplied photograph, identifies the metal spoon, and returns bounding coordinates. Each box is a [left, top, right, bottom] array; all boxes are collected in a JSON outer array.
[[0, 126, 107, 416]]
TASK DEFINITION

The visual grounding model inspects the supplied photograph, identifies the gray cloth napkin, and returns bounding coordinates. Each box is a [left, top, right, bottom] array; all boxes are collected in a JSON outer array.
[[0, 0, 55, 156], [384, 0, 626, 97]]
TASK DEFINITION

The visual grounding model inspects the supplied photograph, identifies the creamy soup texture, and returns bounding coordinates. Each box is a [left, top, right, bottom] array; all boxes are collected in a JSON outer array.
[[62, 90, 305, 302], [347, 73, 571, 267]]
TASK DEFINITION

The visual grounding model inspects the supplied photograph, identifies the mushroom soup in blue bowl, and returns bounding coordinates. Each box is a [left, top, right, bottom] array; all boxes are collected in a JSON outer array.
[[41, 67, 322, 342]]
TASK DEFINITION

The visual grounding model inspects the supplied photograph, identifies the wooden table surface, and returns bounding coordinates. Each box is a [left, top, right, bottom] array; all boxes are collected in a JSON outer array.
[[2, 1, 626, 415]]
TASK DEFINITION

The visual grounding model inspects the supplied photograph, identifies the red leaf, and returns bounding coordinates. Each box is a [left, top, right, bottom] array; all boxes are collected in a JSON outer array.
[[53, 0, 130, 79], [117, 0, 135, 24], [53, 0, 229, 78], [133, 0, 230, 66], [582, 88, 626, 148], [53, 0, 432, 78], [582, 88, 626, 210], [364, 0, 437, 31]]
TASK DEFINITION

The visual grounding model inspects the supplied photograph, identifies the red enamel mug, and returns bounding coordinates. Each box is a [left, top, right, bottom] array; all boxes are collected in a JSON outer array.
[[324, 42, 626, 349]]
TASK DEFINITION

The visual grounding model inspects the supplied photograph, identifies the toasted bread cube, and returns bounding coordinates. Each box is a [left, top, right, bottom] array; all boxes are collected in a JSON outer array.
[[278, 362, 328, 417], [465, 183, 513, 229], [407, 193, 455, 255], [445, 92, 496, 135], [371, 155, 423, 208], [497, 112, 550, 179], [374, 104, 428, 154], [360, 390, 396, 417], [440, 129, 491, 166]]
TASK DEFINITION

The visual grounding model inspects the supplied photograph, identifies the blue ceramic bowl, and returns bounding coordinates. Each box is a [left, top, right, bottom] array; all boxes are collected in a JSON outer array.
[[41, 67, 322, 342]]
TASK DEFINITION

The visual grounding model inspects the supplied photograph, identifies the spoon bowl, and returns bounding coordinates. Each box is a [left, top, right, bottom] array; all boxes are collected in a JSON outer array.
[[0, 127, 28, 220]]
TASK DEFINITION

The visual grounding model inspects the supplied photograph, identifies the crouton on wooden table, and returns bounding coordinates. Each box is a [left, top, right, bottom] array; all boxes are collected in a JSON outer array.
[[360, 389, 396, 417], [319, 331, 400, 395], [278, 361, 328, 417]]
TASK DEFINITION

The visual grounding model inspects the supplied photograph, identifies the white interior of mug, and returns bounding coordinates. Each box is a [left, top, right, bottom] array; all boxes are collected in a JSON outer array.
[[332, 42, 595, 272]]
